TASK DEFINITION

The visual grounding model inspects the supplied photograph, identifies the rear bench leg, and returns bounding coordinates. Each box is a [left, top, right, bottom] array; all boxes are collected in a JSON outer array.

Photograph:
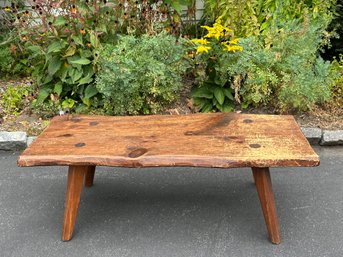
[[85, 166, 96, 187], [62, 165, 88, 241], [252, 167, 281, 244]]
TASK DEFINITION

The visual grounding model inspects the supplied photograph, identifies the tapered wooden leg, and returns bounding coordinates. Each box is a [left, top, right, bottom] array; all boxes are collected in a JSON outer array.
[[252, 167, 281, 244], [62, 165, 87, 241], [252, 168, 258, 184], [84, 166, 96, 187]]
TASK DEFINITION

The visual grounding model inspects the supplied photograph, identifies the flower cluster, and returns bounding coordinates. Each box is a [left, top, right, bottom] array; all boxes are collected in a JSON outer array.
[[191, 16, 243, 54]]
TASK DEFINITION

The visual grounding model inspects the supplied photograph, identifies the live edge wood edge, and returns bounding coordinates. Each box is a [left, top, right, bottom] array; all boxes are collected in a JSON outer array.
[[16, 113, 320, 244]]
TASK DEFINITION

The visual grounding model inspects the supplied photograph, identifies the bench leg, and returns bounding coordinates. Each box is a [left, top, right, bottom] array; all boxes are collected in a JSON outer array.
[[85, 166, 96, 187], [252, 167, 281, 244], [62, 165, 87, 241]]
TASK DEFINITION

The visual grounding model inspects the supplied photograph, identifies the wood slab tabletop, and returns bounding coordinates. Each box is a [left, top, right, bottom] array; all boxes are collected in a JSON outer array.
[[17, 113, 320, 168]]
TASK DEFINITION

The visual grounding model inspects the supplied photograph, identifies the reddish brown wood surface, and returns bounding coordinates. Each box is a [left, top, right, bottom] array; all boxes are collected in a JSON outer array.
[[252, 167, 281, 244], [62, 165, 87, 241], [17, 113, 319, 168], [84, 166, 95, 187]]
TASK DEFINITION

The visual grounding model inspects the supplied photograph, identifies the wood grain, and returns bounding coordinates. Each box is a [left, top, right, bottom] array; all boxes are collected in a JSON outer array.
[[62, 165, 87, 241], [252, 167, 281, 244], [17, 113, 319, 168], [84, 166, 95, 187]]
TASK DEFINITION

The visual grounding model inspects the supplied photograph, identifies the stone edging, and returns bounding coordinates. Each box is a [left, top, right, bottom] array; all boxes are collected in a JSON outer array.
[[0, 128, 342, 151], [301, 128, 343, 146]]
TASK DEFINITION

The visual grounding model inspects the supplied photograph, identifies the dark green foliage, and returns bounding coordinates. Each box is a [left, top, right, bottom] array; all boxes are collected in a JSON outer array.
[[222, 18, 339, 111], [9, 0, 197, 112], [0, 46, 14, 75], [0, 45, 31, 77], [96, 33, 189, 115]]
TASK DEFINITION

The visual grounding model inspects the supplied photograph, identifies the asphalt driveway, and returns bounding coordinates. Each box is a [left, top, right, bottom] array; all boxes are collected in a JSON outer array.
[[0, 146, 342, 257]]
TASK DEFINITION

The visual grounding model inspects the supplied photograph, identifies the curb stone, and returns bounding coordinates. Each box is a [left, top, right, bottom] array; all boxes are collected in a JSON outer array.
[[0, 131, 27, 151], [320, 130, 343, 146], [301, 128, 322, 145], [0, 127, 342, 151]]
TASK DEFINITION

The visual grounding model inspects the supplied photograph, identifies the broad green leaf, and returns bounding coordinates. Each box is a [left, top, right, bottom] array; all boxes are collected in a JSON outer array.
[[89, 31, 100, 48], [191, 87, 213, 99], [48, 56, 62, 76], [54, 82, 63, 96], [214, 87, 225, 105], [223, 88, 234, 100], [82, 98, 91, 107], [53, 16, 66, 26], [47, 41, 65, 53], [43, 75, 53, 85], [221, 105, 234, 112], [69, 58, 91, 65], [27, 45, 41, 53], [63, 46, 76, 57], [78, 74, 94, 85], [69, 68, 83, 83], [72, 34, 83, 45], [201, 102, 213, 113], [20, 59, 28, 65], [84, 84, 98, 98], [62, 98, 75, 109], [217, 103, 233, 113], [36, 87, 51, 104]]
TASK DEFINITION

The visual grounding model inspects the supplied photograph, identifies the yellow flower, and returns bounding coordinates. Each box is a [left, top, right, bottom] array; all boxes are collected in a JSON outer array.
[[228, 38, 240, 44], [196, 45, 211, 54], [223, 45, 243, 52], [201, 16, 232, 40], [191, 38, 209, 45], [201, 25, 222, 40]]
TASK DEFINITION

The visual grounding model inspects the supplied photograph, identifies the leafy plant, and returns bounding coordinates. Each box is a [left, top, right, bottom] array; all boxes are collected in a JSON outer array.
[[189, 17, 243, 112], [219, 18, 340, 111], [10, 0, 195, 111], [0, 46, 14, 75], [0, 1, 32, 77], [0, 83, 31, 116], [326, 54, 343, 107], [96, 33, 189, 115], [202, 0, 337, 38]]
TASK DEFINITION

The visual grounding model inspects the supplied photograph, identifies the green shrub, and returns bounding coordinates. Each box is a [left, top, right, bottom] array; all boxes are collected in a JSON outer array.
[[0, 46, 14, 75], [96, 33, 189, 115], [0, 44, 31, 77], [328, 54, 343, 107], [0, 1, 31, 77], [10, 0, 194, 111], [190, 16, 339, 112], [221, 18, 339, 111], [0, 83, 31, 116], [202, 0, 337, 38]]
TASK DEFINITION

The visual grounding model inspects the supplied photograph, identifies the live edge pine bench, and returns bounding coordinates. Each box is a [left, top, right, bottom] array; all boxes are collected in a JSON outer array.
[[17, 113, 319, 244]]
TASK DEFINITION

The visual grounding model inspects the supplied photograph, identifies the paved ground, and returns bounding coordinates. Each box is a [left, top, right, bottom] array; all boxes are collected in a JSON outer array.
[[0, 147, 342, 257]]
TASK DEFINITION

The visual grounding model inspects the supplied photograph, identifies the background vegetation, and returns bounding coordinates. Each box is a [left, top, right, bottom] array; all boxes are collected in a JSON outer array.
[[0, 0, 342, 118]]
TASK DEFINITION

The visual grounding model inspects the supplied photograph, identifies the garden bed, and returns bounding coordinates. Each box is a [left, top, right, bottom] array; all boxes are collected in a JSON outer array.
[[1, 77, 341, 137]]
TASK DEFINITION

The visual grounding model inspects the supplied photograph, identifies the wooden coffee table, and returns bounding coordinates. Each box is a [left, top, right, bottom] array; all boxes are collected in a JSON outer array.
[[17, 113, 319, 244]]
